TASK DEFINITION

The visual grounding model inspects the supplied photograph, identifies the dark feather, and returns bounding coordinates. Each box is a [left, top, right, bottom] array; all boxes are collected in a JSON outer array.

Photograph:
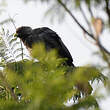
[[16, 26, 74, 67]]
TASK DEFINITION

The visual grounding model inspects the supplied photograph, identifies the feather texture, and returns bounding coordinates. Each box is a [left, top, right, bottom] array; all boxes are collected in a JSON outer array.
[[16, 26, 74, 67]]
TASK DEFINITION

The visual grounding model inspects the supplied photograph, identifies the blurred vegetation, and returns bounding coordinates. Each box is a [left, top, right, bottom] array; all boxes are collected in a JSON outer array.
[[0, 42, 107, 110], [0, 0, 14, 25], [0, 0, 110, 110]]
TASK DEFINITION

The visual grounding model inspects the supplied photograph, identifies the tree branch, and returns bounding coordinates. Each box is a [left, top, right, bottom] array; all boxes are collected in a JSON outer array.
[[105, 0, 110, 24], [57, 0, 95, 39], [88, 6, 94, 18], [79, 6, 93, 34], [20, 39, 24, 60], [57, 0, 110, 55]]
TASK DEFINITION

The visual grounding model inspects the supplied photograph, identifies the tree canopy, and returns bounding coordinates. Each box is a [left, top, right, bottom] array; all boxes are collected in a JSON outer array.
[[0, 0, 110, 110]]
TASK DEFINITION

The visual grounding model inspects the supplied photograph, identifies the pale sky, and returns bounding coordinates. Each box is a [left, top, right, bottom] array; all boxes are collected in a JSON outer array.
[[0, 0, 110, 109]]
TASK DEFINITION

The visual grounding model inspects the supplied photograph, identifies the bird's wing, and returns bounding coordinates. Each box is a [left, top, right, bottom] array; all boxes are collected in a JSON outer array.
[[32, 27, 74, 66]]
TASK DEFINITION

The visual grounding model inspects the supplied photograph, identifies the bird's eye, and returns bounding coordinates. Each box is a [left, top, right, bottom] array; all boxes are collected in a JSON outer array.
[[14, 33, 18, 37]]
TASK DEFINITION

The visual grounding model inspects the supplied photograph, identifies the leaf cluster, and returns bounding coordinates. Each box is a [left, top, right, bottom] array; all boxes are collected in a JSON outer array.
[[0, 42, 107, 110]]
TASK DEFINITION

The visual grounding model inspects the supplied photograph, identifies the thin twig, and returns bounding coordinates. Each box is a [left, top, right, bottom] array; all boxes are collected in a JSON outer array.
[[88, 6, 94, 18], [79, 5, 93, 34], [97, 38, 110, 56], [83, 32, 96, 45], [105, 0, 110, 24], [20, 39, 24, 60], [8, 14, 24, 60], [57, 0, 94, 39], [97, 38, 110, 67], [57, 0, 110, 55], [8, 14, 16, 29]]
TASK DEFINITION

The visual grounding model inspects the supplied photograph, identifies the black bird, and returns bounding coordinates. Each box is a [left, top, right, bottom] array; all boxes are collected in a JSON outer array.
[[15, 26, 74, 67]]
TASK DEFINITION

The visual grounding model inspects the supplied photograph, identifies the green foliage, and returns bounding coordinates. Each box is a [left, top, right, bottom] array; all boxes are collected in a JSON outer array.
[[0, 0, 109, 109], [0, 42, 107, 110], [0, 28, 30, 64]]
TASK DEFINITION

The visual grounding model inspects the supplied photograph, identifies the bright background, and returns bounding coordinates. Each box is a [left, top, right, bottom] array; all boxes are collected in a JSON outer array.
[[0, 0, 110, 109]]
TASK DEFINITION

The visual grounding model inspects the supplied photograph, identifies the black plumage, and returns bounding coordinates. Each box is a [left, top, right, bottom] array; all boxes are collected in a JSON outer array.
[[15, 26, 74, 67]]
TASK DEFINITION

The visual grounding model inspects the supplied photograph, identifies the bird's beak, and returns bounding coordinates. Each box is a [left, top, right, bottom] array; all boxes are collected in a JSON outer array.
[[13, 33, 18, 37]]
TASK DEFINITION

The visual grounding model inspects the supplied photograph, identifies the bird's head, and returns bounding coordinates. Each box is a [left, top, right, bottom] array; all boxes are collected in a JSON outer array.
[[14, 26, 32, 39]]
